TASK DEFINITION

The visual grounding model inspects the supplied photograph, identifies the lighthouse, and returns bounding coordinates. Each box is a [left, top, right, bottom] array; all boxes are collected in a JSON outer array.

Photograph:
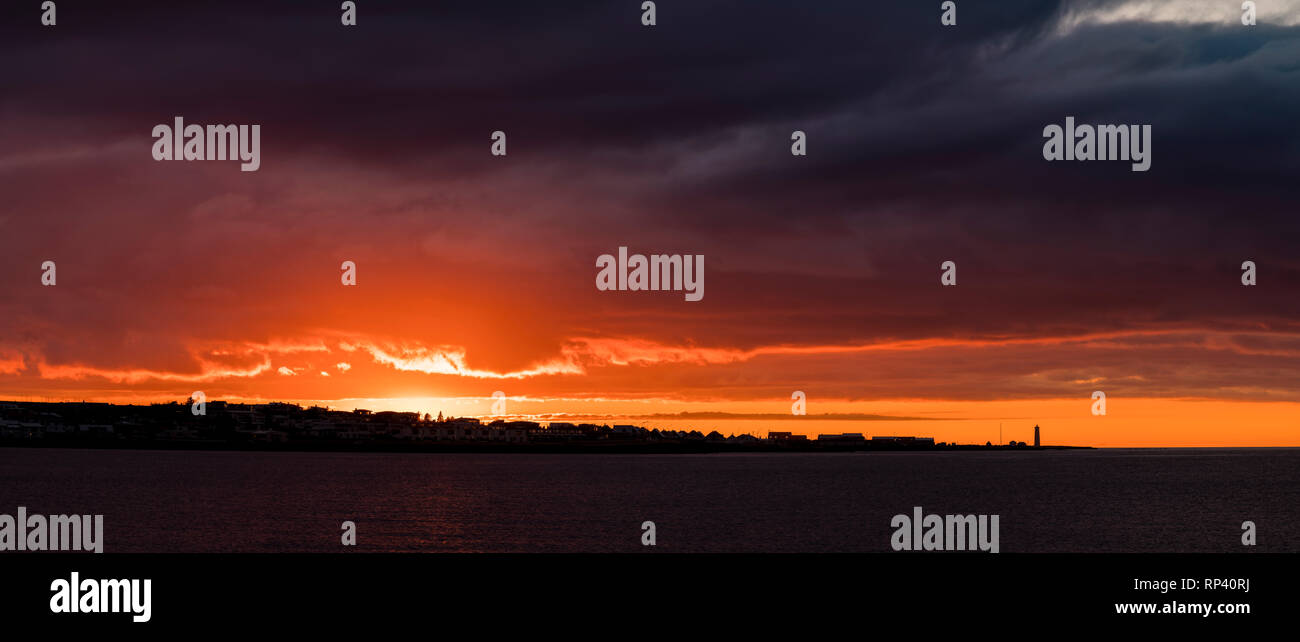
[[1034, 425, 1040, 447]]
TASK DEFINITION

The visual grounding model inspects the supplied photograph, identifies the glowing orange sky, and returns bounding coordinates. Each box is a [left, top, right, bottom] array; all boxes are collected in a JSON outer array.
[[3, 325, 1298, 446], [3, 174, 1296, 446]]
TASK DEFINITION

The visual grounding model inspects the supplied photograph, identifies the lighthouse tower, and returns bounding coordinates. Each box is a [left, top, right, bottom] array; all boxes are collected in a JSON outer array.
[[1034, 425, 1040, 447]]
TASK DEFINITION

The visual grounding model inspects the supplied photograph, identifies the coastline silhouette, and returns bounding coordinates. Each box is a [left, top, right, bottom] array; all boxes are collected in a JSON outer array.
[[0, 399, 1085, 454]]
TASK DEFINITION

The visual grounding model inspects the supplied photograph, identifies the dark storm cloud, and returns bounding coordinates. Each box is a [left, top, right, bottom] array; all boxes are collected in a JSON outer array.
[[0, 2, 1061, 165], [2, 1, 1295, 254], [3, 1, 1293, 187], [8, 1, 1294, 218]]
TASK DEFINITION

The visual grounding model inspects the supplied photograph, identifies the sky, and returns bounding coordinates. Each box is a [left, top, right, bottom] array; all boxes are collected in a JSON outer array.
[[1, 1, 1298, 446]]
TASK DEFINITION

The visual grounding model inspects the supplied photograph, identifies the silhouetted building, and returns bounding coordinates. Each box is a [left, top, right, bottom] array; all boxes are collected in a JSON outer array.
[[871, 436, 934, 445], [817, 433, 866, 442], [768, 431, 807, 441], [1034, 425, 1040, 447]]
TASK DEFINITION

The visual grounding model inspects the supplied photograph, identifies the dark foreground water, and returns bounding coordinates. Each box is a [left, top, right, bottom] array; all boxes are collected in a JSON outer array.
[[0, 447, 1295, 553]]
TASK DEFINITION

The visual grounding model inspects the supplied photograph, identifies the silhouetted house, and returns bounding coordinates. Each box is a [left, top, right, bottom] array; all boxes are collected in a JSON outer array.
[[873, 436, 935, 447], [501, 427, 529, 443], [871, 436, 933, 445], [158, 427, 200, 440], [41, 421, 71, 435], [768, 431, 808, 442], [339, 424, 372, 440], [609, 424, 649, 439], [0, 420, 40, 439], [78, 423, 114, 435], [450, 417, 482, 429], [306, 422, 344, 439], [249, 429, 288, 443], [375, 411, 419, 424], [226, 404, 261, 429], [817, 433, 866, 443], [531, 422, 580, 440], [397, 423, 445, 440]]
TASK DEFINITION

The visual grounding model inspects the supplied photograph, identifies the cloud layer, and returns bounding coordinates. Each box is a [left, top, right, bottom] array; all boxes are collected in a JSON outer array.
[[0, 2, 1297, 421]]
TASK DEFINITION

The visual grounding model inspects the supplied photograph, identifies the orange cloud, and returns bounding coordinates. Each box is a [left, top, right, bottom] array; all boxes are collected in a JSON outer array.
[[343, 341, 584, 379]]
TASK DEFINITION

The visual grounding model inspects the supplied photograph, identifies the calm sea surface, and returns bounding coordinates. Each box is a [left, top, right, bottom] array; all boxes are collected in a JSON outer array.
[[1, 447, 1295, 553]]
